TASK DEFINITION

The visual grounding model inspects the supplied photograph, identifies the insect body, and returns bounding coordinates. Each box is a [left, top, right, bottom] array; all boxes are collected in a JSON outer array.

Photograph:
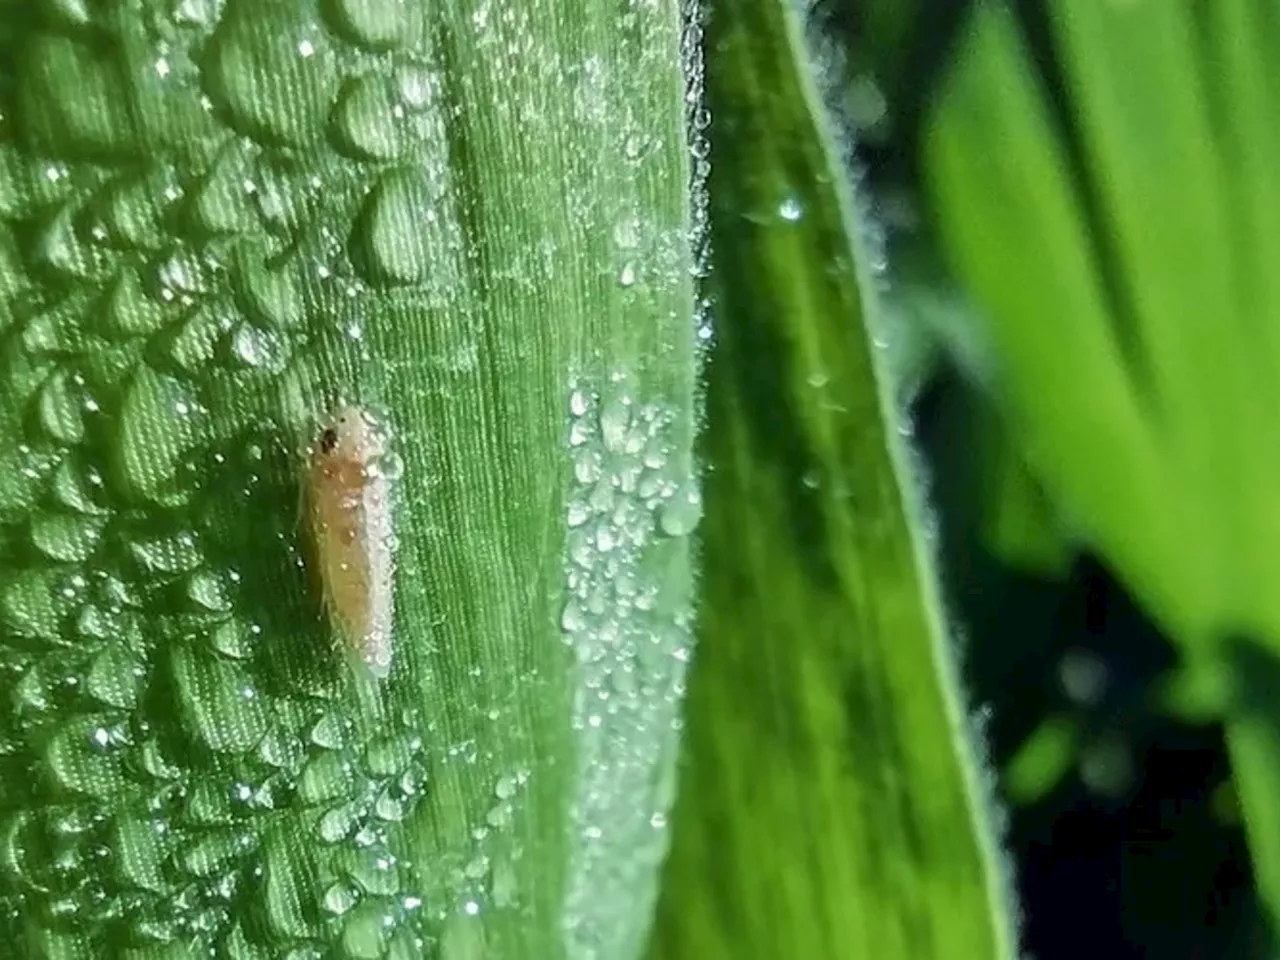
[[305, 405, 396, 679]]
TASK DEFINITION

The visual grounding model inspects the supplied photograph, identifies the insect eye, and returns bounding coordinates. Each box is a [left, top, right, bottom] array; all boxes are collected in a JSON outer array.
[[320, 427, 339, 453]]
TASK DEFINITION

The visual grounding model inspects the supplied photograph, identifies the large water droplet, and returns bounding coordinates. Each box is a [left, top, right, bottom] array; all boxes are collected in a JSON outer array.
[[659, 486, 702, 537], [327, 0, 411, 50], [333, 74, 405, 160], [353, 168, 448, 286], [208, 4, 339, 147]]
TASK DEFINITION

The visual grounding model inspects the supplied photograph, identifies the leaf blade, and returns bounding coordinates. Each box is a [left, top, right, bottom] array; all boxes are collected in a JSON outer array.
[[0, 1, 697, 956], [650, 2, 1015, 957]]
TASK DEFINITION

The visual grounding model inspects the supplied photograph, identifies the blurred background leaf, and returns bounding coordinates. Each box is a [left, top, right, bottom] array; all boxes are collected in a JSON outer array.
[[921, 0, 1280, 943]]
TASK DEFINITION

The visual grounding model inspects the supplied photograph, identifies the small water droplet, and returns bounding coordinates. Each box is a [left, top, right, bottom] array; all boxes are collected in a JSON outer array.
[[659, 486, 702, 537], [231, 323, 286, 371], [319, 803, 362, 843], [778, 196, 804, 222], [397, 66, 437, 110], [463, 854, 490, 880], [1059, 648, 1108, 706], [613, 217, 641, 250], [324, 880, 360, 915], [561, 599, 586, 632], [371, 450, 405, 481], [494, 774, 517, 801], [600, 398, 631, 452]]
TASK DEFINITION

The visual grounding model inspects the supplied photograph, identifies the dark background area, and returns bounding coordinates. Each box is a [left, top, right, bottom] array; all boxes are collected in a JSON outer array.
[[918, 368, 1265, 959]]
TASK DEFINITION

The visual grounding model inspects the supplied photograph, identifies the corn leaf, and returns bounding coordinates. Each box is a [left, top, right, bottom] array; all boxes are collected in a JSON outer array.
[[649, 1, 1015, 956], [0, 0, 697, 956]]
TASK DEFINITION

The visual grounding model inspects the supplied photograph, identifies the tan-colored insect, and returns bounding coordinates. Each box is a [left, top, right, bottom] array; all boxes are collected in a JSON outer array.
[[305, 404, 396, 679]]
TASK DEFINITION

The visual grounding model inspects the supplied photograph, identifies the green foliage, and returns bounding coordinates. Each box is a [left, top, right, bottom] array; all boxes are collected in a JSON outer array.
[[925, 0, 1280, 932], [647, 1, 1013, 957], [0, 0, 696, 956]]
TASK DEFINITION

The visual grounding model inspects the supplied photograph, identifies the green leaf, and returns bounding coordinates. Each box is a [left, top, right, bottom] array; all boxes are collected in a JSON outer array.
[[0, 1, 696, 956], [924, 3, 1177, 636], [924, 0, 1280, 933], [1003, 715, 1079, 807], [648, 2, 1015, 957]]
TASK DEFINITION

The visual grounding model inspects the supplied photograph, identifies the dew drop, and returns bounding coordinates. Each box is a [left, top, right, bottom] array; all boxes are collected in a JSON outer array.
[[778, 196, 804, 222], [371, 450, 405, 482], [231, 322, 287, 371], [659, 486, 703, 537], [323, 880, 360, 916], [493, 774, 517, 801]]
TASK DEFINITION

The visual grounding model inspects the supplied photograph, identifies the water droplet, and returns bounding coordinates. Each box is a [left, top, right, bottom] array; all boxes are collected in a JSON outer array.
[[298, 750, 355, 804], [1059, 648, 1108, 706], [613, 216, 641, 250], [231, 322, 287, 371], [623, 133, 647, 160], [131, 531, 204, 574], [340, 898, 393, 958], [310, 710, 349, 750], [599, 397, 631, 452], [397, 65, 438, 110], [561, 599, 586, 632], [208, 4, 339, 147], [364, 732, 417, 778], [494, 774, 518, 801], [327, 0, 410, 50], [323, 880, 360, 916], [371, 450, 405, 482], [319, 803, 362, 843], [373, 789, 407, 822], [30, 513, 105, 563], [333, 74, 405, 160], [353, 168, 448, 286], [38, 369, 86, 444], [659, 486, 702, 537], [778, 196, 804, 222]]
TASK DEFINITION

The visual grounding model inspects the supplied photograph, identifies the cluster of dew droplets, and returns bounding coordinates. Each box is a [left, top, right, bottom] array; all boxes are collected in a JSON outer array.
[[0, 0, 462, 951], [442, 766, 532, 927], [560, 371, 700, 959], [287, 707, 433, 959], [682, 0, 713, 349]]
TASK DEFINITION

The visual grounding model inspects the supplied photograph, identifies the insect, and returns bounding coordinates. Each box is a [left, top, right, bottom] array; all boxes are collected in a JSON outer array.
[[304, 404, 396, 679]]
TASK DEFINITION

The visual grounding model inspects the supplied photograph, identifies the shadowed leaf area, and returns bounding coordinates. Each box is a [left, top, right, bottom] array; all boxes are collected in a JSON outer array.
[[647, 0, 1012, 958]]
